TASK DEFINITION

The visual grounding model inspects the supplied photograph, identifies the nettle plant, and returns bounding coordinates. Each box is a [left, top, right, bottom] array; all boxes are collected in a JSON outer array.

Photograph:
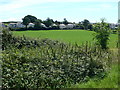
[[2, 29, 112, 88]]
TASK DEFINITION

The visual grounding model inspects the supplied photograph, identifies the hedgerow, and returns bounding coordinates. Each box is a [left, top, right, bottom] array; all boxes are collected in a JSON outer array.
[[1, 29, 112, 88]]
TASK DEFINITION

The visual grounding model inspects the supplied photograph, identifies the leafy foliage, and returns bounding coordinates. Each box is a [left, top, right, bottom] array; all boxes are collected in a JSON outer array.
[[93, 19, 110, 49], [43, 18, 54, 27], [82, 19, 90, 30], [34, 20, 42, 29], [23, 15, 37, 23], [2, 29, 111, 88], [63, 18, 69, 25], [22, 17, 30, 29]]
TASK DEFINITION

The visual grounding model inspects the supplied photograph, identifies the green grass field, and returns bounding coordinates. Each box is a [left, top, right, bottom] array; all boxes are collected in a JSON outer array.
[[13, 30, 118, 48]]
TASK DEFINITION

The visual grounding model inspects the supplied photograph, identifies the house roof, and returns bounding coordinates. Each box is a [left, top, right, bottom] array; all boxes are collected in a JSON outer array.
[[29, 23, 35, 25], [59, 24, 66, 26], [9, 23, 17, 24]]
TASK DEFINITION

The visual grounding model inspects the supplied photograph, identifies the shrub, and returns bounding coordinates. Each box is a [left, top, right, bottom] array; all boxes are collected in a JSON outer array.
[[1, 29, 112, 88], [93, 19, 110, 49]]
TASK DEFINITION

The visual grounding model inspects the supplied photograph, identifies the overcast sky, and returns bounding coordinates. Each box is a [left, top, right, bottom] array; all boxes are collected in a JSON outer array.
[[0, 0, 119, 23]]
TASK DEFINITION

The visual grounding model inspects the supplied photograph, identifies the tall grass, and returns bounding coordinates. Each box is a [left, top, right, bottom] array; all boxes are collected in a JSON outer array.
[[69, 65, 118, 88]]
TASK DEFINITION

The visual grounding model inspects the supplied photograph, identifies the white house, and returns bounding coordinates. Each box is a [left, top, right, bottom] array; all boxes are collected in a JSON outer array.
[[41, 23, 47, 28], [59, 24, 66, 29], [16, 22, 25, 28], [8, 23, 17, 28], [109, 23, 118, 29], [0, 22, 5, 27], [8, 22, 25, 28], [27, 23, 35, 28], [66, 24, 75, 29], [52, 24, 58, 27]]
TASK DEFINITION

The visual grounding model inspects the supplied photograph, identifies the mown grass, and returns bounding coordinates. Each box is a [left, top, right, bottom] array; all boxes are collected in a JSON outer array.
[[13, 30, 118, 48]]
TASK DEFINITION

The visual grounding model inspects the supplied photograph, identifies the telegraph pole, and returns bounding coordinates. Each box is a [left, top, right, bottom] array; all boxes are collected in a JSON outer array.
[[118, 1, 120, 88], [0, 26, 2, 89]]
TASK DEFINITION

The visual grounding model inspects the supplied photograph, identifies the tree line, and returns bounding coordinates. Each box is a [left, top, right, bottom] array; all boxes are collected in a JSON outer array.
[[22, 15, 93, 30], [22, 15, 111, 49]]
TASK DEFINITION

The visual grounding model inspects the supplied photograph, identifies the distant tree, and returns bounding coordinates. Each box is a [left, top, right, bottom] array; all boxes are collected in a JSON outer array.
[[43, 18, 53, 27], [79, 25, 84, 29], [22, 17, 30, 29], [73, 22, 75, 24], [82, 19, 90, 30], [79, 22, 82, 25], [88, 24, 93, 30], [34, 19, 42, 29], [63, 18, 69, 25], [76, 22, 83, 29], [23, 15, 37, 23], [55, 20, 61, 25], [37, 19, 43, 23]]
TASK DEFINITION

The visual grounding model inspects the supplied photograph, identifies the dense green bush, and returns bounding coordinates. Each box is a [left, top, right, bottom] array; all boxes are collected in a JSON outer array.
[[1, 29, 112, 88], [93, 20, 110, 49]]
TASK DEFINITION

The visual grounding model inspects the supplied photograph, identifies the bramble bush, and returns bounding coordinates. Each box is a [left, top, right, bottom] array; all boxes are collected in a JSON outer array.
[[1, 29, 112, 88]]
